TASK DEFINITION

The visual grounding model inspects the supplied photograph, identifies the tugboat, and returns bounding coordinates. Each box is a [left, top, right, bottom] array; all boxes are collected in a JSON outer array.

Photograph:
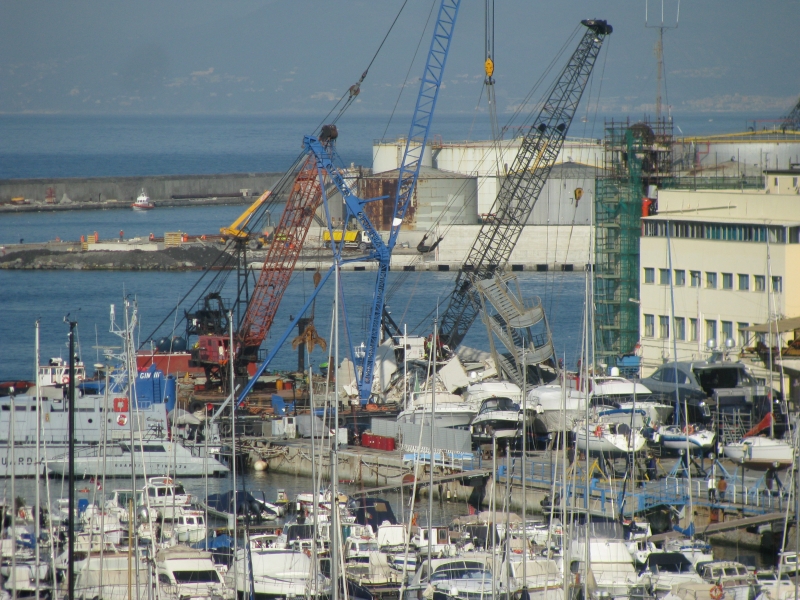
[[132, 188, 155, 211]]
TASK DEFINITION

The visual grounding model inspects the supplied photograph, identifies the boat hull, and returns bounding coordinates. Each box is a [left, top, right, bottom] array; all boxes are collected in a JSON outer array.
[[723, 438, 794, 469]]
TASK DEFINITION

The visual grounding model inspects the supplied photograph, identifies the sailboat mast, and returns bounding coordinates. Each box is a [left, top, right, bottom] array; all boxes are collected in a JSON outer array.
[[521, 344, 528, 590], [229, 310, 238, 593], [428, 316, 437, 562], [331, 260, 340, 600], [34, 321, 41, 599], [66, 317, 77, 600]]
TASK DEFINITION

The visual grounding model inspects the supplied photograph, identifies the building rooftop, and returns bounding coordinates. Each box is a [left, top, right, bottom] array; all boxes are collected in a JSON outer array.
[[652, 187, 800, 223]]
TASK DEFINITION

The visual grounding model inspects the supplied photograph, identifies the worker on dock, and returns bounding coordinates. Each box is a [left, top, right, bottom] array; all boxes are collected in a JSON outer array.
[[717, 475, 728, 502], [707, 473, 717, 502]]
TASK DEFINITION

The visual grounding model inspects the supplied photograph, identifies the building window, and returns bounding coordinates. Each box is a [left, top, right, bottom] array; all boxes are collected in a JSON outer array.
[[659, 268, 670, 285], [754, 275, 765, 292], [659, 315, 670, 339], [773, 276, 783, 293], [722, 273, 733, 289], [705, 319, 717, 345], [706, 272, 717, 289], [644, 268, 655, 284], [775, 177, 779, 186], [644, 314, 655, 338], [721, 321, 734, 344], [737, 274, 749, 291], [794, 177, 798, 188], [675, 270, 685, 286], [690, 318, 698, 341], [738, 323, 750, 348], [675, 317, 686, 341], [690, 271, 701, 287]]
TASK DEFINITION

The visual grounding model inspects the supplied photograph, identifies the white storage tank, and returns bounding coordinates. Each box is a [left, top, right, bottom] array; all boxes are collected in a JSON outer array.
[[361, 166, 478, 230]]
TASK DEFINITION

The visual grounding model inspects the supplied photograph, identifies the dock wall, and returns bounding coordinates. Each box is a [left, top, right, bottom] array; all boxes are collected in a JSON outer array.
[[0, 172, 285, 206]]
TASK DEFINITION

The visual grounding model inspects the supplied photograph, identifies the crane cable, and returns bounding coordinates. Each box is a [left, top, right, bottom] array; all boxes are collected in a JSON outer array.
[[142, 0, 416, 346], [386, 26, 584, 314]]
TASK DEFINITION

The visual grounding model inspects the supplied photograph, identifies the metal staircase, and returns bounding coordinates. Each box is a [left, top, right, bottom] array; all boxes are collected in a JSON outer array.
[[475, 272, 555, 385]]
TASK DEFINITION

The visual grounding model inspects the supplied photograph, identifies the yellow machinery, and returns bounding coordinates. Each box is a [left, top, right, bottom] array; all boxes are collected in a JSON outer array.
[[219, 190, 272, 248]]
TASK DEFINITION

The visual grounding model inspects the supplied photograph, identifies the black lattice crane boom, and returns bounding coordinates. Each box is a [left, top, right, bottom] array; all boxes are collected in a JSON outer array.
[[438, 19, 612, 349]]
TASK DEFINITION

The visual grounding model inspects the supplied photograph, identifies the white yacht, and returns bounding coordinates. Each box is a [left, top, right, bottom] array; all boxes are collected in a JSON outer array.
[[396, 391, 476, 429], [528, 383, 586, 433], [155, 545, 232, 600], [470, 396, 523, 445], [47, 439, 229, 477], [227, 548, 329, 599]]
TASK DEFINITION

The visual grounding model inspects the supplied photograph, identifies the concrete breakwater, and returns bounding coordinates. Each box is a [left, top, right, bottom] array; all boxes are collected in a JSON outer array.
[[0, 172, 285, 212], [0, 243, 232, 271]]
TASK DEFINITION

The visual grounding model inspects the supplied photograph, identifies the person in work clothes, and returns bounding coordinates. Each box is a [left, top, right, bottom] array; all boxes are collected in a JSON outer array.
[[717, 476, 728, 502], [707, 474, 717, 502]]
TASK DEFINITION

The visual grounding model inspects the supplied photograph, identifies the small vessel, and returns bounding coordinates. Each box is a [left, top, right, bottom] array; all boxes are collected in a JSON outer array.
[[227, 548, 329, 599], [723, 436, 794, 469], [132, 188, 155, 211], [637, 552, 704, 595], [470, 396, 522, 445], [48, 439, 229, 478], [663, 537, 714, 566], [658, 424, 716, 451], [155, 545, 232, 599], [396, 391, 477, 429], [573, 419, 646, 455], [696, 561, 755, 600]]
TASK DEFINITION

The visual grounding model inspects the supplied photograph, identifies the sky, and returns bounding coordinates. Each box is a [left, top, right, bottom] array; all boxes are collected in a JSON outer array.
[[0, 0, 798, 117]]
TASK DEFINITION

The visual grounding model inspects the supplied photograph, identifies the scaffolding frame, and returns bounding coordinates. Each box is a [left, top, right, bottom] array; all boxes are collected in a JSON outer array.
[[594, 118, 673, 366]]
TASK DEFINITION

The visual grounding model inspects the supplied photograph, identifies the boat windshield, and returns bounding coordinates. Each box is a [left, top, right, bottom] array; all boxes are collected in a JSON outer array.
[[480, 397, 519, 413], [431, 567, 491, 582], [172, 570, 221, 584]]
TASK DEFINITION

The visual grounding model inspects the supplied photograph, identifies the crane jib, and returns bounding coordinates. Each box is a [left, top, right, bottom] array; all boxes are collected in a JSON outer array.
[[438, 19, 612, 349]]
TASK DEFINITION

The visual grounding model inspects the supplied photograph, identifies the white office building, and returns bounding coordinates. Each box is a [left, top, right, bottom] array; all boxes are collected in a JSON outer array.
[[639, 170, 800, 398]]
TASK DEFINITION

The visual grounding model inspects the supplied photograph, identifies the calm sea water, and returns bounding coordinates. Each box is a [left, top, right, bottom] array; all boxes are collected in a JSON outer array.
[[0, 113, 763, 180]]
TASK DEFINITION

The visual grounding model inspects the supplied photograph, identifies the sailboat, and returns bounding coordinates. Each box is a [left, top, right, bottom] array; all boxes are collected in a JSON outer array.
[[723, 414, 794, 469]]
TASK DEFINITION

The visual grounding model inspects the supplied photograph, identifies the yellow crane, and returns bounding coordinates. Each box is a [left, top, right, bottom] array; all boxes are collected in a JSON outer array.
[[219, 190, 273, 248]]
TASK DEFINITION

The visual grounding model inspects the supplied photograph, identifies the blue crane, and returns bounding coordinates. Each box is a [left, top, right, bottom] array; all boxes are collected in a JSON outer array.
[[307, 0, 461, 403], [232, 0, 460, 408]]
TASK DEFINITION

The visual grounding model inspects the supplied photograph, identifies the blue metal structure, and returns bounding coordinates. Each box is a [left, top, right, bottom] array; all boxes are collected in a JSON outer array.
[[234, 0, 460, 407], [310, 0, 461, 403]]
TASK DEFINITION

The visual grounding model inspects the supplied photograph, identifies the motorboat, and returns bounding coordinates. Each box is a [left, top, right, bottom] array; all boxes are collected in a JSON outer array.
[[754, 570, 796, 600], [497, 555, 563, 600], [73, 551, 150, 600], [528, 383, 586, 433], [48, 439, 229, 478], [397, 391, 477, 429], [226, 548, 329, 599], [470, 396, 522, 445], [569, 536, 640, 598], [404, 557, 493, 600], [167, 508, 208, 544], [658, 424, 716, 451], [201, 490, 280, 529], [155, 544, 232, 599], [591, 376, 674, 425], [663, 538, 714, 566], [573, 419, 646, 455], [132, 188, 155, 211], [696, 561, 755, 600], [637, 552, 704, 595], [141, 476, 193, 512], [463, 380, 523, 406], [724, 436, 794, 469], [1, 561, 53, 598]]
